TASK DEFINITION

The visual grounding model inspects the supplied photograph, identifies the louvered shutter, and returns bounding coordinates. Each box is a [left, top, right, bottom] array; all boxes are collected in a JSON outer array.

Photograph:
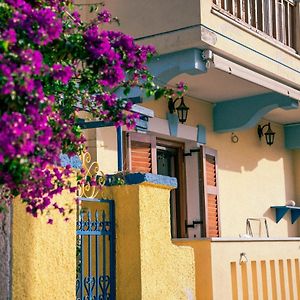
[[124, 132, 157, 174], [199, 147, 220, 237]]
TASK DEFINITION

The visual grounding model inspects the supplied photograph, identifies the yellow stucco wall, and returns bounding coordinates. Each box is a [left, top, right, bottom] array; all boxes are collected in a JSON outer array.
[[12, 191, 76, 300], [99, 183, 196, 300], [175, 239, 213, 300], [142, 97, 299, 238]]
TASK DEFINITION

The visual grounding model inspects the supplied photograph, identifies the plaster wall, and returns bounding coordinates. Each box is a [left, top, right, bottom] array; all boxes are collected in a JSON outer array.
[[83, 127, 118, 174], [12, 191, 76, 300], [210, 240, 300, 299], [142, 97, 298, 238], [99, 183, 196, 300], [76, 0, 200, 38], [176, 239, 300, 299]]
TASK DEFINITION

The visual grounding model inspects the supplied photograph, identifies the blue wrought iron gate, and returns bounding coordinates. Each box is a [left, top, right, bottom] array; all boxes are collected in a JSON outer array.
[[76, 197, 116, 300]]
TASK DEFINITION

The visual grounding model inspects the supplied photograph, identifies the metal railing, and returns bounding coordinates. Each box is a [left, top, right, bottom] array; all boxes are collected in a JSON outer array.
[[76, 197, 116, 300], [213, 0, 296, 48]]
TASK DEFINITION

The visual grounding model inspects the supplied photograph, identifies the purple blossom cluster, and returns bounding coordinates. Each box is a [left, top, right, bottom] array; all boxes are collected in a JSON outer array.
[[97, 9, 112, 24], [0, 0, 158, 221], [84, 26, 155, 88], [8, 1, 63, 46]]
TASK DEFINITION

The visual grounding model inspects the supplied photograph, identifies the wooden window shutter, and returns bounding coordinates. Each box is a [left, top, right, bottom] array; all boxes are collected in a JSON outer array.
[[124, 132, 157, 174], [199, 147, 220, 237]]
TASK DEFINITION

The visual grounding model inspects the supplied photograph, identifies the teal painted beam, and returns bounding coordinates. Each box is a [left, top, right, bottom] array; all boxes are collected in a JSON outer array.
[[271, 206, 290, 223], [148, 48, 207, 84], [271, 206, 300, 224], [284, 123, 300, 149], [213, 92, 298, 132], [116, 48, 207, 100], [291, 208, 300, 224]]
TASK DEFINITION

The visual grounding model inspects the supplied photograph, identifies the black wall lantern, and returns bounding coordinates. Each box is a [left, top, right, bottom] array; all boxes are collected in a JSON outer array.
[[168, 96, 189, 124], [257, 122, 275, 146]]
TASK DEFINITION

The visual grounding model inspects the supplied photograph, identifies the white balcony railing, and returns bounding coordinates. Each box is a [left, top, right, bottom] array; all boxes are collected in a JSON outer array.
[[213, 0, 296, 49]]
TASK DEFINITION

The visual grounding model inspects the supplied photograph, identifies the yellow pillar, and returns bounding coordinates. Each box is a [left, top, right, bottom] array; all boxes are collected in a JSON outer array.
[[99, 173, 196, 300], [12, 189, 76, 300]]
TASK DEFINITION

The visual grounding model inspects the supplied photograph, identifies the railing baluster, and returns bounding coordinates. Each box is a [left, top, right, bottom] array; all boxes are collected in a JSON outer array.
[[284, 0, 287, 44], [247, 0, 251, 24], [95, 211, 99, 300], [254, 0, 258, 29], [287, 2, 290, 47], [261, 0, 266, 32], [110, 201, 116, 300], [88, 211, 92, 299], [232, 0, 236, 16], [280, 0, 285, 43], [268, 0, 273, 36], [288, 3, 296, 47], [80, 212, 84, 299], [275, 0, 279, 39], [102, 210, 107, 300], [239, 0, 243, 19]]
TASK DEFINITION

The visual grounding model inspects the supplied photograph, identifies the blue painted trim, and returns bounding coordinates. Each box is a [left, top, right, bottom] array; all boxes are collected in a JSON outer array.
[[197, 124, 206, 144], [213, 92, 298, 132], [148, 48, 207, 84], [284, 123, 300, 149], [116, 48, 207, 100], [271, 206, 300, 224], [291, 208, 300, 224], [271, 206, 290, 223], [167, 112, 179, 136], [116, 173, 178, 188], [117, 127, 123, 172], [77, 120, 114, 129]]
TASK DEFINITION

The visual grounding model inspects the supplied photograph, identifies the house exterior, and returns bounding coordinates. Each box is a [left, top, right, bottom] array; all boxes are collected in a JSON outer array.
[[4, 1, 300, 299], [79, 0, 300, 299]]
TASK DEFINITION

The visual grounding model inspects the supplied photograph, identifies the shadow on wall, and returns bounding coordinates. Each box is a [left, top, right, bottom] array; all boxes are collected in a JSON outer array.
[[210, 124, 289, 173]]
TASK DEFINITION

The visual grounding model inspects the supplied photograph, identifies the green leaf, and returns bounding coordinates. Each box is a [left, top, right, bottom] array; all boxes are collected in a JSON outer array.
[[123, 86, 130, 96], [0, 40, 9, 52], [154, 89, 164, 100], [146, 89, 153, 98]]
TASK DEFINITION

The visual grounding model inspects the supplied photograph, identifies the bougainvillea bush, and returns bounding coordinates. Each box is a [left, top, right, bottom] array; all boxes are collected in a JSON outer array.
[[0, 0, 186, 221]]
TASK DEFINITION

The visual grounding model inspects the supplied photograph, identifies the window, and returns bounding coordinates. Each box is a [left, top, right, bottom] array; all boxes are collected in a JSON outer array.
[[124, 132, 220, 238]]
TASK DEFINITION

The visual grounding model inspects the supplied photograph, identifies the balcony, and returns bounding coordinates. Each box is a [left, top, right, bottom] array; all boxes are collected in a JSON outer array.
[[212, 0, 297, 50]]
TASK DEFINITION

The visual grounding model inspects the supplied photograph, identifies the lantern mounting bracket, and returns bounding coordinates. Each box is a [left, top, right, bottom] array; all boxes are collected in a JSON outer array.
[[168, 96, 189, 124], [257, 122, 276, 146]]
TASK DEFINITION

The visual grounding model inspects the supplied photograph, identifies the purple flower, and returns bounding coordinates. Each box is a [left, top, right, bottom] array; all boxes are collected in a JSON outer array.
[[98, 9, 112, 23], [2, 29, 17, 44], [20, 49, 43, 75], [52, 64, 73, 84], [72, 11, 81, 25]]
